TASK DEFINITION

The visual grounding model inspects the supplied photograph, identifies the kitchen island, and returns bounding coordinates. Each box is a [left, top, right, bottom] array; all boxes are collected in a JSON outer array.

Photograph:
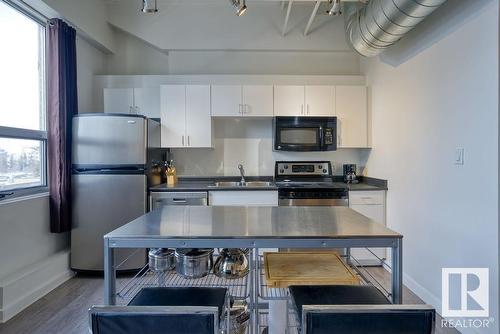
[[104, 206, 403, 332]]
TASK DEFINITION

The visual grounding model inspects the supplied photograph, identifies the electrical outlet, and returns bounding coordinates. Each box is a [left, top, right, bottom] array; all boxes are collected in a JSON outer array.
[[454, 148, 464, 165]]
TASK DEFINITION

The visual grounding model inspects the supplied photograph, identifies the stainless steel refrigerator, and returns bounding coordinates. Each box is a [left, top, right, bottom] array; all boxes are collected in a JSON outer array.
[[71, 113, 161, 272]]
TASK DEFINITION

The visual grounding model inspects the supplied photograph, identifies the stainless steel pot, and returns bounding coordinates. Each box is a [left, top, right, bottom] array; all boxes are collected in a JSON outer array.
[[221, 300, 250, 334], [148, 248, 175, 272], [214, 248, 249, 279], [175, 248, 214, 279]]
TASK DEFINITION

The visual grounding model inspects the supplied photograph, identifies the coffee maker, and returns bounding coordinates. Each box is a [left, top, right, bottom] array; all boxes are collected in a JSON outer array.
[[343, 164, 359, 184]]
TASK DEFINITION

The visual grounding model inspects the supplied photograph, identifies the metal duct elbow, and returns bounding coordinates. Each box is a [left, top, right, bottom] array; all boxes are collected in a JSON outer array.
[[345, 0, 447, 57]]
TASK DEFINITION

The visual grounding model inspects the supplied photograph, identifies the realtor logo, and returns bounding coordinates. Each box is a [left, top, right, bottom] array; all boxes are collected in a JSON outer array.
[[442, 268, 489, 317]]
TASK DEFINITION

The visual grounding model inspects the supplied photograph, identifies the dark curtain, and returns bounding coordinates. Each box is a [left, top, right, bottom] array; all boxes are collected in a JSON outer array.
[[47, 19, 78, 233]]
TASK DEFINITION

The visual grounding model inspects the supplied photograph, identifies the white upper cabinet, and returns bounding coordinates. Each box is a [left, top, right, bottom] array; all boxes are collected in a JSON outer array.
[[104, 87, 160, 118], [274, 85, 305, 116], [212, 85, 273, 117], [274, 85, 334, 117], [185, 85, 212, 148], [161, 85, 186, 148], [241, 85, 274, 117], [305, 86, 335, 116], [161, 85, 212, 148], [335, 86, 369, 148], [211, 85, 242, 117], [133, 87, 161, 118], [104, 88, 135, 114]]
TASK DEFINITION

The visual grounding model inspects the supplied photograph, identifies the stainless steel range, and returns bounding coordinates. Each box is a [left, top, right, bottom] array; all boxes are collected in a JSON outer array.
[[275, 161, 348, 207]]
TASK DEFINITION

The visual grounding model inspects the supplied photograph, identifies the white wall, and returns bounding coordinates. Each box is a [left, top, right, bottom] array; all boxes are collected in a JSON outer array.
[[361, 1, 498, 333], [106, 29, 169, 75], [77, 37, 107, 113], [172, 118, 370, 176], [105, 28, 360, 75], [24, 0, 115, 52], [0, 195, 72, 322], [0, 196, 68, 280]]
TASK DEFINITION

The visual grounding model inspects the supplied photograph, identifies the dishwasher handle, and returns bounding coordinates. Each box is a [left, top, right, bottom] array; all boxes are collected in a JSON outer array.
[[172, 198, 188, 203], [150, 191, 208, 209]]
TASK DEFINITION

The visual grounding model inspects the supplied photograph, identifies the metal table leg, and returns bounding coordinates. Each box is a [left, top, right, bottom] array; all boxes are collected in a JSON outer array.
[[254, 248, 260, 333], [104, 238, 116, 305], [391, 238, 403, 304], [248, 248, 255, 334]]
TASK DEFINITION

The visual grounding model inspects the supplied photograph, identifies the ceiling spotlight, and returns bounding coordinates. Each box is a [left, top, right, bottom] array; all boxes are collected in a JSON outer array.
[[141, 0, 158, 13], [230, 0, 247, 16], [327, 0, 342, 16]]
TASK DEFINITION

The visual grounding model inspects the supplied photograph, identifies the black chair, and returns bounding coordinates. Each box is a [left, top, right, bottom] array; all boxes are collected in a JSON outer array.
[[289, 285, 435, 334], [89, 287, 229, 334]]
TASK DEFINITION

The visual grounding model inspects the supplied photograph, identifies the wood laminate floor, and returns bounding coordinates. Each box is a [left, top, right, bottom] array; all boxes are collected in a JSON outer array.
[[0, 268, 458, 334]]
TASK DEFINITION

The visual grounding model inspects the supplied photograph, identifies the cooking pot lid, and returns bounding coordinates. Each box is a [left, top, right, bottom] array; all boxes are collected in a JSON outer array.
[[175, 248, 214, 256]]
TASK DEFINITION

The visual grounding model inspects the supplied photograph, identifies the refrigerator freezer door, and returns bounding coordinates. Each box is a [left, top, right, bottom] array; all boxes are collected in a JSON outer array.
[[71, 173, 147, 271], [73, 115, 147, 166]]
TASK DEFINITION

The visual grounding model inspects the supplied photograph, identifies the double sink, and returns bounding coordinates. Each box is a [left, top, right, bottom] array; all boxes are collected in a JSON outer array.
[[208, 181, 274, 188]]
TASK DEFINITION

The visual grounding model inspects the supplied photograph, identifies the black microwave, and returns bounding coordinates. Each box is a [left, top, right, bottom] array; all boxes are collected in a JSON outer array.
[[273, 116, 337, 152]]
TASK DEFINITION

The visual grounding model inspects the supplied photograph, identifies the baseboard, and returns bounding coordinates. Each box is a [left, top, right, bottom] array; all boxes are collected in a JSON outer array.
[[402, 273, 442, 313], [0, 250, 74, 323], [402, 273, 490, 334]]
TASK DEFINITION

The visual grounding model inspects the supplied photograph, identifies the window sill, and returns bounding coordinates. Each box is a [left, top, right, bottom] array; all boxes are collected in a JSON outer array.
[[0, 190, 49, 206]]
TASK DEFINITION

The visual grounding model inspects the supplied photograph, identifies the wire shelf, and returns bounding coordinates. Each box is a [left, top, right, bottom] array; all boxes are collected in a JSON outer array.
[[258, 309, 300, 334], [117, 264, 250, 301], [257, 253, 391, 302], [257, 257, 289, 301]]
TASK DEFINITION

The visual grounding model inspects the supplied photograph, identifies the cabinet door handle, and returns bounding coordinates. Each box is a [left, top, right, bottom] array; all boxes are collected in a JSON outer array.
[[187, 136, 190, 146], [182, 135, 185, 146], [238, 104, 242, 114], [301, 104, 304, 115], [307, 104, 310, 115], [129, 106, 133, 113], [244, 104, 248, 114]]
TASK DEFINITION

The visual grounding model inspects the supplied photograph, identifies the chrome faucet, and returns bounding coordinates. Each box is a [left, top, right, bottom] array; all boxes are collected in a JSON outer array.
[[238, 164, 246, 185]]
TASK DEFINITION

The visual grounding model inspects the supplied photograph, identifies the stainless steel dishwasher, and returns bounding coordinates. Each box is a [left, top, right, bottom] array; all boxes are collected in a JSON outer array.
[[150, 192, 208, 210]]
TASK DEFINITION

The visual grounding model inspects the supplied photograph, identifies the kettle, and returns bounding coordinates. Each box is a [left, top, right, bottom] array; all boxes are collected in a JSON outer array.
[[214, 248, 249, 279]]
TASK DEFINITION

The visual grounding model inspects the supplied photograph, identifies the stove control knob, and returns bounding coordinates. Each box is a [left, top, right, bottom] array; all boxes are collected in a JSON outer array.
[[284, 165, 289, 170], [318, 165, 323, 169], [323, 169, 327, 173], [280, 169, 285, 174]]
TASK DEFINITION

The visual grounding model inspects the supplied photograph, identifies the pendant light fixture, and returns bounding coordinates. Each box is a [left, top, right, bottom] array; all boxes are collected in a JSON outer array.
[[327, 0, 342, 16], [141, 0, 158, 13], [230, 0, 247, 16]]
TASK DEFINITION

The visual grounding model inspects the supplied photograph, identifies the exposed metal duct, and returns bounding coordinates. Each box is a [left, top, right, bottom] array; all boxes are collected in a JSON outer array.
[[345, 0, 447, 57]]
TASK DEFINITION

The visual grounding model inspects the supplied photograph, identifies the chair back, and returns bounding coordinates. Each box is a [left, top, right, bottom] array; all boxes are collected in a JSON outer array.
[[302, 304, 435, 334], [89, 305, 219, 334]]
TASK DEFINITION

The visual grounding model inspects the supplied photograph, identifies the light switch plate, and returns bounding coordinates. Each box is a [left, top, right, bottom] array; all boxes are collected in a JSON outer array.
[[454, 148, 464, 165]]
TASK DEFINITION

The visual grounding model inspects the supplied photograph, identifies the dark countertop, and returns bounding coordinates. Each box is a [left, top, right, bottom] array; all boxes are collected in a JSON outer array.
[[150, 176, 387, 192], [150, 181, 278, 192]]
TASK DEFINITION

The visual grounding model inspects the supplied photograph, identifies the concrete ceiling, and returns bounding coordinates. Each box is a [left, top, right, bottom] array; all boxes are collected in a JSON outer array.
[[104, 0, 353, 52]]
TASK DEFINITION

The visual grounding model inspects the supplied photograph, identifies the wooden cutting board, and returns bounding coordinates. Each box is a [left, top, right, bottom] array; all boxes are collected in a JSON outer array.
[[264, 251, 360, 288]]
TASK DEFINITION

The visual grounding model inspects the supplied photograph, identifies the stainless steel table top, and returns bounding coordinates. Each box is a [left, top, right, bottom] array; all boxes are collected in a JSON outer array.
[[105, 206, 402, 240]]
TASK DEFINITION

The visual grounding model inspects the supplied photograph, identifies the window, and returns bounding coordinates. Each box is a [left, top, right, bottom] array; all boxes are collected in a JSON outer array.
[[0, 1, 46, 198]]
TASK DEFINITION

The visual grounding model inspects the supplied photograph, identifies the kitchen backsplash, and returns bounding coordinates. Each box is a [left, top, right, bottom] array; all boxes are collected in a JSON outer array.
[[170, 119, 371, 176]]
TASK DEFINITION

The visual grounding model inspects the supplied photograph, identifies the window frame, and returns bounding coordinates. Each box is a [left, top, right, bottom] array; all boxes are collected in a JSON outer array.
[[0, 1, 48, 201]]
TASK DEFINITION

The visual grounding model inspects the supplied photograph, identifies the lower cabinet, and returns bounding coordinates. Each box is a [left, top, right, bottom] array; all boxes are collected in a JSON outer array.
[[209, 191, 278, 206], [349, 191, 387, 265]]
